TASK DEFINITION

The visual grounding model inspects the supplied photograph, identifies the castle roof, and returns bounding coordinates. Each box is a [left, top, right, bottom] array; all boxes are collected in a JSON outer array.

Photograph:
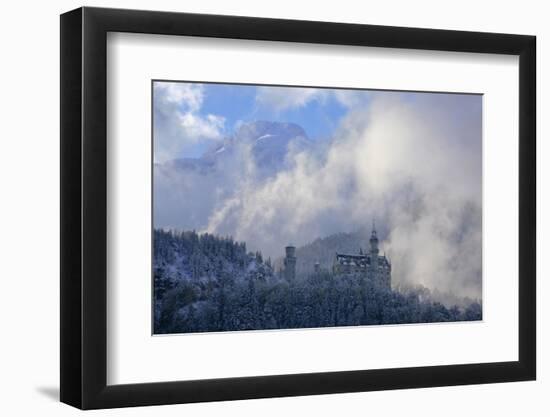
[[335, 252, 390, 267], [335, 253, 368, 260]]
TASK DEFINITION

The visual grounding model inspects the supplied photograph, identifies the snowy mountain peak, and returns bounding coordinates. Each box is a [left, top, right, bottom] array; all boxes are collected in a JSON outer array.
[[234, 120, 308, 143], [162, 121, 312, 179]]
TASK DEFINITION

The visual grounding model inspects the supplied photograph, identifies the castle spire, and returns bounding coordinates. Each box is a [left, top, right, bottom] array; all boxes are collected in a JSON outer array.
[[370, 219, 379, 255]]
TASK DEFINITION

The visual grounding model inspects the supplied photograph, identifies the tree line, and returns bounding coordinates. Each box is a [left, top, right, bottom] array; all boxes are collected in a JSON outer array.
[[153, 229, 482, 334]]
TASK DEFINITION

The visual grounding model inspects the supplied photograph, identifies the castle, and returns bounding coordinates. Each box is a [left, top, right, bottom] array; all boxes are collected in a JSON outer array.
[[282, 224, 392, 290], [332, 225, 391, 289]]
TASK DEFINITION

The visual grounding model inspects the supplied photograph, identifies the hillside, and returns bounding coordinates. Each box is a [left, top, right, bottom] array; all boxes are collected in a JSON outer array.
[[153, 229, 481, 334]]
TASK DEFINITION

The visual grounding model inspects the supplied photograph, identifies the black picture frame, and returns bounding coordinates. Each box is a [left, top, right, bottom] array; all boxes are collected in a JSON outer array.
[[60, 6, 536, 410]]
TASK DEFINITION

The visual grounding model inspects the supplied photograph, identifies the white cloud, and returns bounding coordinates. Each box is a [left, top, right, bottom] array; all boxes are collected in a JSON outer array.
[[155, 82, 204, 111], [153, 82, 225, 163], [255, 86, 372, 112], [255, 86, 328, 112], [332, 89, 371, 108], [178, 112, 225, 139], [155, 91, 482, 301], [204, 92, 482, 300]]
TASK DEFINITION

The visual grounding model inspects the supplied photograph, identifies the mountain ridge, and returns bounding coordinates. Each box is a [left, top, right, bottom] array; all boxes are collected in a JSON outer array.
[[158, 120, 312, 178]]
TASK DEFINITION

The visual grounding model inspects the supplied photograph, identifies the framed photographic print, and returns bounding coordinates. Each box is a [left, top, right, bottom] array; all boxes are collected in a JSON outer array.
[[60, 6, 536, 409]]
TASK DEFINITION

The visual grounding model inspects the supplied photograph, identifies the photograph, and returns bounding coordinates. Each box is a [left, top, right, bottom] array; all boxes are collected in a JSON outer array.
[[152, 81, 483, 335], [52, 3, 538, 412]]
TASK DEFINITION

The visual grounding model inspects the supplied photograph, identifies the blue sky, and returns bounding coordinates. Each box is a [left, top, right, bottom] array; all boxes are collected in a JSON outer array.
[[153, 81, 365, 160], [199, 83, 349, 140], [152, 80, 480, 162]]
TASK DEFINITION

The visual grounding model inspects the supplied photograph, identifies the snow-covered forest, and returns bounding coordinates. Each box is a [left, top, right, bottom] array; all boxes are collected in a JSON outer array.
[[153, 229, 482, 334]]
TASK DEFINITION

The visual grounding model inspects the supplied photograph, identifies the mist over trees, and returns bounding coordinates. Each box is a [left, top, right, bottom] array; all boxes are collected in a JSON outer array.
[[154, 229, 482, 334], [276, 228, 387, 276]]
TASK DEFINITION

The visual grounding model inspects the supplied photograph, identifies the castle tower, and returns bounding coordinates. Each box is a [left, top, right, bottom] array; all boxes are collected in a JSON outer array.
[[370, 221, 379, 256], [284, 245, 296, 281], [370, 221, 379, 282]]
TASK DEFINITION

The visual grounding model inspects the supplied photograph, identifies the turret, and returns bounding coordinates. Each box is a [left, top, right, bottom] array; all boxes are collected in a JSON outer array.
[[284, 245, 296, 281], [369, 221, 379, 284], [370, 222, 379, 256]]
